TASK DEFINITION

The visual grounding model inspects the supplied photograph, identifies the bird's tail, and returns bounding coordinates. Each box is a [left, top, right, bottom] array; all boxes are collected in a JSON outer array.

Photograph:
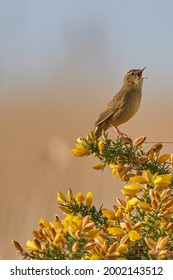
[[94, 126, 102, 139], [94, 123, 109, 139]]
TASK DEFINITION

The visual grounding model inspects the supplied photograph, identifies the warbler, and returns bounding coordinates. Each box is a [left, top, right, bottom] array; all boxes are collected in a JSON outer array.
[[94, 68, 146, 139]]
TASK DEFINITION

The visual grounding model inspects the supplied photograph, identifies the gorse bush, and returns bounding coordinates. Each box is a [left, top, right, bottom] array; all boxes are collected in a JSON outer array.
[[13, 133, 173, 260]]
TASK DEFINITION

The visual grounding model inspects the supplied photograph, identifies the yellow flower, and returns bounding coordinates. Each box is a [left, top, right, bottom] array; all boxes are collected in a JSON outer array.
[[112, 165, 126, 178], [71, 147, 88, 157], [115, 208, 123, 218], [125, 197, 138, 212], [63, 215, 82, 234], [112, 166, 120, 175], [98, 140, 104, 152], [128, 230, 141, 242], [92, 163, 105, 170], [26, 240, 38, 251], [107, 227, 124, 237], [125, 202, 133, 213], [109, 162, 117, 169], [121, 183, 142, 196], [138, 170, 172, 188], [127, 197, 139, 206], [90, 253, 101, 260], [59, 205, 71, 214], [63, 214, 82, 225], [68, 188, 74, 201], [71, 138, 88, 157], [75, 192, 85, 204], [125, 198, 138, 212], [53, 233, 66, 249], [116, 244, 128, 254], [53, 233, 65, 244], [153, 174, 172, 187], [86, 192, 93, 207], [102, 209, 115, 219], [57, 191, 67, 203], [75, 137, 87, 147], [85, 229, 100, 239], [39, 218, 52, 229], [143, 169, 153, 182], [130, 176, 147, 184], [53, 220, 64, 230]]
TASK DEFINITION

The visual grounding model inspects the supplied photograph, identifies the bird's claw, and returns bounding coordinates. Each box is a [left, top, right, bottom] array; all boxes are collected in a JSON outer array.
[[118, 133, 132, 144]]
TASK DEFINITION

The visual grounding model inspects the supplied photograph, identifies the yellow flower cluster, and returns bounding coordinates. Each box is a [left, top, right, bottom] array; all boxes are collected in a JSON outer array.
[[71, 133, 173, 183], [12, 134, 173, 260], [13, 173, 173, 260], [71, 137, 89, 157]]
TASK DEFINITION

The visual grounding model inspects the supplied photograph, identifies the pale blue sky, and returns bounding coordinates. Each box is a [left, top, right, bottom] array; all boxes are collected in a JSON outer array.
[[0, 0, 173, 100]]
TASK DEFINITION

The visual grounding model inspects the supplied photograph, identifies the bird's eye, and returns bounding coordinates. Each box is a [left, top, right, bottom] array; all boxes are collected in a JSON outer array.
[[131, 72, 134, 76]]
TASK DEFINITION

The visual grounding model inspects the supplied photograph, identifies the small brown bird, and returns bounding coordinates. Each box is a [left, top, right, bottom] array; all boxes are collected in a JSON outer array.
[[94, 68, 146, 139]]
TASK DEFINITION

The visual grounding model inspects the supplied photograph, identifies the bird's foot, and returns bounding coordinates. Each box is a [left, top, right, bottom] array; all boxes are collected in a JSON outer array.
[[111, 125, 132, 144], [118, 133, 132, 144]]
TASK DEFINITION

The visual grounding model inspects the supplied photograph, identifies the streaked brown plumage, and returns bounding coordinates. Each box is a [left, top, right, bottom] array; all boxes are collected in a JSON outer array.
[[94, 68, 146, 138]]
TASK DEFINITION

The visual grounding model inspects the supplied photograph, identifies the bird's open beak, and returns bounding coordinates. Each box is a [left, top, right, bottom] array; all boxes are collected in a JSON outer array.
[[137, 67, 146, 77]]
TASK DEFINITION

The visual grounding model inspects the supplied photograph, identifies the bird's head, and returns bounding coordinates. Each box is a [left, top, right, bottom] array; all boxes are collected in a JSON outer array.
[[123, 67, 146, 89]]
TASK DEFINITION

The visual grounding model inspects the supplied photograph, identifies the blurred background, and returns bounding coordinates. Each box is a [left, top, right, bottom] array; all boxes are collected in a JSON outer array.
[[1, 0, 173, 259]]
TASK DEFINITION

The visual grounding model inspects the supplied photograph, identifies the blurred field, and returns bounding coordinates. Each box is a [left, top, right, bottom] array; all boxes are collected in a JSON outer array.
[[0, 92, 121, 259], [0, 87, 173, 259]]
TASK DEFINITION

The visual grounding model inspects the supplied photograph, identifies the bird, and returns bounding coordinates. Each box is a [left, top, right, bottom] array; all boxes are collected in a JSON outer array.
[[94, 68, 146, 139]]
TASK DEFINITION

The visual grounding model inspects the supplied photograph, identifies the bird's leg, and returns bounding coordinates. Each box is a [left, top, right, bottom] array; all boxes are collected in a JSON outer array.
[[113, 126, 127, 137], [111, 125, 131, 142]]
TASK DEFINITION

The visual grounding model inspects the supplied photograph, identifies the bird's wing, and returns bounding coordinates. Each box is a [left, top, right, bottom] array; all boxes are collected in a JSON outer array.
[[94, 91, 125, 127]]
